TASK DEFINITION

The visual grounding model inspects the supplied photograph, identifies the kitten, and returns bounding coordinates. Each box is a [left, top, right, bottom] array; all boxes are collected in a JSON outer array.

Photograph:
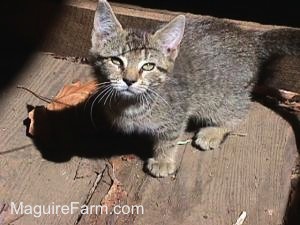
[[89, 0, 300, 177]]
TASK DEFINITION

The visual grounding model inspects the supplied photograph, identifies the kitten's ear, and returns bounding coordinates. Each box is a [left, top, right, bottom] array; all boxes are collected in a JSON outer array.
[[92, 0, 122, 42], [153, 15, 185, 59]]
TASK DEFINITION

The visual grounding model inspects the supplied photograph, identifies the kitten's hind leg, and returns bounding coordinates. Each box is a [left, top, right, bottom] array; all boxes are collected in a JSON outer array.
[[193, 126, 230, 151], [192, 94, 251, 151]]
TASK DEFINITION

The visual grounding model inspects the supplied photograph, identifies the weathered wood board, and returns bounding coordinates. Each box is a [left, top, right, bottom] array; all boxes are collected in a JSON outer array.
[[78, 104, 298, 225], [1, 0, 300, 224], [0, 53, 104, 225], [0, 53, 297, 225], [41, 0, 300, 93]]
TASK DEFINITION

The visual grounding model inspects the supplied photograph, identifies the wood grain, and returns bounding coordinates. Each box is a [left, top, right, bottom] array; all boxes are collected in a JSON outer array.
[[76, 103, 298, 225], [0, 53, 104, 225], [0, 53, 297, 225]]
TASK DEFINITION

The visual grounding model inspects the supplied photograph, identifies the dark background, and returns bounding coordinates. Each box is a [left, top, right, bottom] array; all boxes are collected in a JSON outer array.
[[112, 0, 300, 28]]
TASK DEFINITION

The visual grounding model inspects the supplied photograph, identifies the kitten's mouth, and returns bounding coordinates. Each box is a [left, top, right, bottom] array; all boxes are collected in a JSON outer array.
[[111, 82, 145, 99], [118, 86, 145, 96], [120, 89, 135, 96]]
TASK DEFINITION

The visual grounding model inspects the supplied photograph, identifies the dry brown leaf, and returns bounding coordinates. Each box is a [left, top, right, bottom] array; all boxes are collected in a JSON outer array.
[[278, 89, 300, 101], [27, 80, 97, 136], [254, 86, 300, 113], [47, 80, 97, 111], [28, 109, 36, 135], [101, 182, 127, 207], [121, 154, 137, 161], [101, 159, 127, 207], [278, 89, 300, 112]]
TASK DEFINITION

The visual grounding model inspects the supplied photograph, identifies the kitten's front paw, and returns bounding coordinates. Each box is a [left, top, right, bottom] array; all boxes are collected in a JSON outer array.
[[146, 158, 176, 177], [194, 127, 229, 151]]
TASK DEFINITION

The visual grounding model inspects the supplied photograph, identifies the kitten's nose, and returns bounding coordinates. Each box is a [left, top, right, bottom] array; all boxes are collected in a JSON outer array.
[[123, 78, 136, 86]]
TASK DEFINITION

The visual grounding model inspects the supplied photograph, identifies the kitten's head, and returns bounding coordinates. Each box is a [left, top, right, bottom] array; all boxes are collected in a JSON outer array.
[[89, 0, 185, 101]]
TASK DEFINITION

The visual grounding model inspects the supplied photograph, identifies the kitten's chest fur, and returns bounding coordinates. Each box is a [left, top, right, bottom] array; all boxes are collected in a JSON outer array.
[[106, 104, 162, 134]]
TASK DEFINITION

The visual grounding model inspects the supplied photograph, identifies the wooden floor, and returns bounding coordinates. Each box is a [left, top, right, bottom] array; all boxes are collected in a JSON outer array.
[[0, 53, 298, 225]]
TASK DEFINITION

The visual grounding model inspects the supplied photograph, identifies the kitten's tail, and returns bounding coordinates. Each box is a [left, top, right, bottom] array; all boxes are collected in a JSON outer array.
[[258, 28, 300, 93], [260, 28, 300, 57]]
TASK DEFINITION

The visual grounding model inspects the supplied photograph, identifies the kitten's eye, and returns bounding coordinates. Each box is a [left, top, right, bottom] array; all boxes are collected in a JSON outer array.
[[111, 57, 123, 66], [141, 63, 155, 71]]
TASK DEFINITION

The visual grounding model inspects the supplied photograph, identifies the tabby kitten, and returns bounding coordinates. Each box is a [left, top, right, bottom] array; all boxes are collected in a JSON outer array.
[[89, 0, 300, 177]]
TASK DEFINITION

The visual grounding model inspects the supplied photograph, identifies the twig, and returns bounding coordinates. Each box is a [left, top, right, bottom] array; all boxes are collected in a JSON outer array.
[[233, 211, 247, 225], [177, 139, 192, 145], [17, 85, 76, 108], [0, 203, 24, 224], [17, 86, 52, 103], [0, 144, 33, 156], [229, 132, 247, 137]]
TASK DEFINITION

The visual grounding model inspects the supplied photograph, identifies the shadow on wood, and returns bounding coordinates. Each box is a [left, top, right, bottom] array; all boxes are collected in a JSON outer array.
[[252, 92, 300, 225], [23, 98, 154, 163], [284, 175, 300, 225], [0, 0, 65, 89]]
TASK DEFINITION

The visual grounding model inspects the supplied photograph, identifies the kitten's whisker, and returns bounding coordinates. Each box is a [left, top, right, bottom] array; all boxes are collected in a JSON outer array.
[[96, 85, 112, 100], [143, 89, 155, 104], [142, 93, 149, 108], [103, 87, 114, 106], [109, 88, 116, 108], [95, 81, 112, 87], [138, 94, 143, 108], [135, 87, 148, 108], [97, 86, 113, 104], [134, 87, 143, 105], [138, 85, 156, 106], [84, 84, 109, 111], [112, 88, 118, 102], [89, 91, 105, 128], [136, 88, 150, 108], [89, 84, 112, 128], [144, 91, 153, 106], [141, 93, 146, 109], [84, 92, 96, 112], [147, 88, 171, 108]]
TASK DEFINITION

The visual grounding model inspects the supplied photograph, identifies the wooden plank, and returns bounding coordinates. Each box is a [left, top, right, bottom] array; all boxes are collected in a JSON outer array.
[[1, 53, 297, 225], [0, 2, 298, 225], [43, 0, 295, 58], [0, 53, 106, 225], [0, 48, 297, 225], [41, 0, 280, 58], [66, 0, 177, 21], [41, 0, 300, 93], [41, 1, 166, 58], [77, 103, 298, 225]]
